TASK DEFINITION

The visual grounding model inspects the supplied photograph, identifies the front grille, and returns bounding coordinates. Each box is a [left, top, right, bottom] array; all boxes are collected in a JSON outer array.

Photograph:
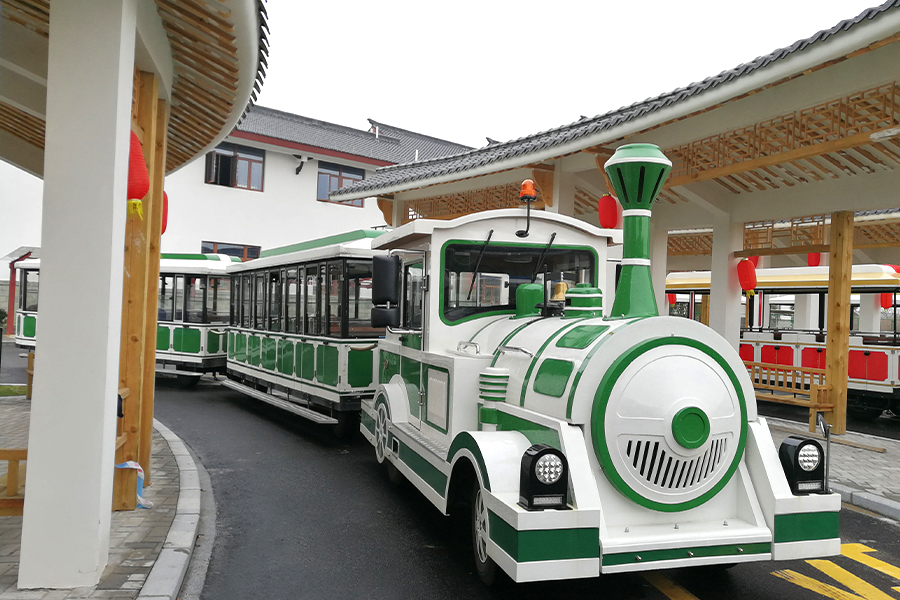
[[624, 437, 728, 491]]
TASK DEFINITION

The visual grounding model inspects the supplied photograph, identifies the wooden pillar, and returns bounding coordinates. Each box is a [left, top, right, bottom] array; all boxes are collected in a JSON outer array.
[[701, 295, 710, 326], [139, 97, 169, 484], [112, 71, 158, 510], [824, 211, 853, 435]]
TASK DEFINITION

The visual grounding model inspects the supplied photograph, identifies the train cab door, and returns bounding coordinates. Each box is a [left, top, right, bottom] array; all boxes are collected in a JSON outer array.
[[401, 255, 426, 430]]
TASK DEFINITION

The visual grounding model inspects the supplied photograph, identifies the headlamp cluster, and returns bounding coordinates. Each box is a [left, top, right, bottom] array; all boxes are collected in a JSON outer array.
[[778, 435, 826, 494], [519, 444, 569, 510]]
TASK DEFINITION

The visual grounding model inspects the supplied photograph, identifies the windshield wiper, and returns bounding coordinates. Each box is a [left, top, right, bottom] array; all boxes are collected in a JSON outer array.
[[467, 229, 494, 301], [531, 232, 557, 282]]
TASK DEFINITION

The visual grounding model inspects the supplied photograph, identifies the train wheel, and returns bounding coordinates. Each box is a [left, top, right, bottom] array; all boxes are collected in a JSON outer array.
[[333, 411, 357, 440], [471, 481, 497, 586], [175, 375, 200, 388], [374, 403, 389, 464]]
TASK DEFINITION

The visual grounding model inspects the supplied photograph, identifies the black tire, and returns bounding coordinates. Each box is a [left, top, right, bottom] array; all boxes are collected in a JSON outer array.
[[333, 411, 357, 440], [386, 461, 404, 485], [471, 480, 498, 586], [175, 374, 201, 388]]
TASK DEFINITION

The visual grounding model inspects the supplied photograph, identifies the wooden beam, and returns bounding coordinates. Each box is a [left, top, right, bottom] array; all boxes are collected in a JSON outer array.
[[376, 197, 393, 227], [139, 98, 170, 487], [594, 155, 615, 195], [824, 211, 854, 435], [532, 167, 554, 207], [735, 244, 831, 258]]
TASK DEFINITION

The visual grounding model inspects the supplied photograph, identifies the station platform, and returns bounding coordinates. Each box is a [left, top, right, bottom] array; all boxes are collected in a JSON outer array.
[[1, 390, 900, 597]]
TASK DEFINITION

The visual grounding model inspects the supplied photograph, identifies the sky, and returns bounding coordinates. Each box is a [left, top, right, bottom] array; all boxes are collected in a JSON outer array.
[[0, 0, 886, 275], [255, 0, 884, 148]]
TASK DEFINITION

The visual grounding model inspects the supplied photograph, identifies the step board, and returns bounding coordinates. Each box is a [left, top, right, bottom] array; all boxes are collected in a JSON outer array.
[[220, 379, 338, 425]]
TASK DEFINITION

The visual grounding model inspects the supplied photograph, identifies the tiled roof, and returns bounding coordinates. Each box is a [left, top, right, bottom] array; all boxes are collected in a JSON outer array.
[[234, 106, 470, 164], [332, 0, 900, 199]]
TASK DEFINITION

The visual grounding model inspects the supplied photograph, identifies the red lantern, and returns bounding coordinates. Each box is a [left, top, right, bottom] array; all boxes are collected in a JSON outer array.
[[881, 293, 893, 310], [667, 293, 677, 306], [127, 131, 149, 201], [161, 192, 168, 235], [737, 259, 757, 292], [597, 195, 622, 229], [807, 253, 820, 267], [748, 256, 759, 267]]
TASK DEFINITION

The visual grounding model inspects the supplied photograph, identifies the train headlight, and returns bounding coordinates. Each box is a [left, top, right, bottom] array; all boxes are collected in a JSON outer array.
[[519, 444, 568, 511], [779, 436, 825, 494]]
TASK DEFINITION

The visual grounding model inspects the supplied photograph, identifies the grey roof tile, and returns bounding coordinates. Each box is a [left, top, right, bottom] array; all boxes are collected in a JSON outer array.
[[332, 1, 899, 199]]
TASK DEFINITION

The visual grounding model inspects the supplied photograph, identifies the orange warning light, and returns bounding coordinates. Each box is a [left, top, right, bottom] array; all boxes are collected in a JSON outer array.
[[520, 179, 536, 200]]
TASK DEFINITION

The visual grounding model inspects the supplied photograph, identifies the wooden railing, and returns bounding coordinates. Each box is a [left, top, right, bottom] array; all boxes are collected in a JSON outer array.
[[0, 449, 27, 517], [744, 361, 833, 431]]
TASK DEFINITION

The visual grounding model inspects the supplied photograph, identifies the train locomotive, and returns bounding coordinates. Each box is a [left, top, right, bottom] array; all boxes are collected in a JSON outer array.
[[362, 144, 840, 584]]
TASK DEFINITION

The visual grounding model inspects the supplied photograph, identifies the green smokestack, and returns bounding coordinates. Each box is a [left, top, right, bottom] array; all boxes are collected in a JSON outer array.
[[604, 143, 672, 318]]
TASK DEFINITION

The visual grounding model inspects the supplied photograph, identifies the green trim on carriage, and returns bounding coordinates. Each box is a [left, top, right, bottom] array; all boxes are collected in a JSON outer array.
[[774, 512, 839, 543], [360, 409, 375, 435], [479, 406, 499, 425], [380, 351, 400, 383], [488, 513, 599, 562], [490, 321, 536, 367], [467, 316, 510, 342], [533, 359, 575, 398], [299, 343, 315, 380], [248, 336, 261, 366], [261, 338, 277, 370], [207, 330, 221, 354], [401, 354, 422, 420], [160, 253, 241, 261], [174, 328, 201, 353], [23, 316, 36, 338], [278, 340, 294, 375], [157, 327, 170, 351], [228, 360, 375, 396], [234, 333, 246, 362], [347, 349, 374, 387], [316, 345, 339, 386], [590, 337, 747, 512], [259, 230, 384, 258], [398, 442, 447, 495], [438, 239, 601, 327], [401, 333, 422, 350], [556, 324, 609, 349], [447, 432, 492, 491], [228, 333, 235, 359], [519, 321, 585, 405], [603, 542, 770, 567], [496, 412, 560, 449]]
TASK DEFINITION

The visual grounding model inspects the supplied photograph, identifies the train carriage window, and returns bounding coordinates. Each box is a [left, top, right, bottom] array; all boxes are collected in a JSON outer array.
[[442, 243, 595, 322], [185, 276, 206, 323], [20, 270, 39, 312], [254, 274, 266, 329], [209, 277, 231, 324], [286, 268, 299, 333], [404, 262, 425, 330], [174, 276, 185, 322], [326, 261, 342, 337], [268, 270, 282, 332], [241, 274, 252, 328], [158, 275, 175, 321], [347, 260, 381, 338], [229, 276, 239, 325], [306, 266, 320, 335]]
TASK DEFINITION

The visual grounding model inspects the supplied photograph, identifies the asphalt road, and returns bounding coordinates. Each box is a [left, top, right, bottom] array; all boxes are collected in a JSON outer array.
[[155, 380, 900, 600], [0, 338, 28, 384]]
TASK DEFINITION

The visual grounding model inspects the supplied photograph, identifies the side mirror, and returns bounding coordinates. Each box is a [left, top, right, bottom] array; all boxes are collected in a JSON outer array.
[[371, 306, 400, 328], [372, 255, 401, 306]]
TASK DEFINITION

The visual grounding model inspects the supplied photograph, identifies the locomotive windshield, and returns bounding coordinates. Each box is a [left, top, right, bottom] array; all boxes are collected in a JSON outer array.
[[442, 242, 595, 322]]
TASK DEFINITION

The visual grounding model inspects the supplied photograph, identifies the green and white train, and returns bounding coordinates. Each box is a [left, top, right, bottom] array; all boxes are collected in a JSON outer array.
[[14, 254, 238, 382], [355, 144, 839, 584]]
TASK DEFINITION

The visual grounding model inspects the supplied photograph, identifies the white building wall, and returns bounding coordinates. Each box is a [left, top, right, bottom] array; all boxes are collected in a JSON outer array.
[[161, 148, 387, 254]]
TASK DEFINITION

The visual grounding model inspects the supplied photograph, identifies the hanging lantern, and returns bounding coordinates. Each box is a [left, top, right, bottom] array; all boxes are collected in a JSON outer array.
[[737, 258, 757, 293], [881, 293, 893, 310], [127, 131, 149, 219], [748, 256, 759, 267], [161, 192, 168, 235], [667, 293, 677, 306], [597, 194, 622, 229], [807, 253, 821, 267]]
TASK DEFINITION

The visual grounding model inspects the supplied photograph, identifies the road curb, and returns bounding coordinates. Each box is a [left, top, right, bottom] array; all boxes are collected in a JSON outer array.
[[137, 420, 202, 600], [832, 482, 900, 521]]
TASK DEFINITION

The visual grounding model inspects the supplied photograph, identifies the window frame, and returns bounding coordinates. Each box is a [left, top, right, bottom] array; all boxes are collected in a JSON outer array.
[[204, 142, 265, 192], [316, 161, 365, 207]]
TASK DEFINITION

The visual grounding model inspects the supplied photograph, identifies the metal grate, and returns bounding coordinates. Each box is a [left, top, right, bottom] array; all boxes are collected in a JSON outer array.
[[625, 437, 728, 491]]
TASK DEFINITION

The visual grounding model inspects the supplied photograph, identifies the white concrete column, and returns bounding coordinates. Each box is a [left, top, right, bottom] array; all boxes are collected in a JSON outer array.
[[859, 294, 882, 333], [549, 171, 576, 216], [650, 220, 668, 315], [794, 294, 819, 330], [709, 214, 743, 349], [19, 0, 137, 588]]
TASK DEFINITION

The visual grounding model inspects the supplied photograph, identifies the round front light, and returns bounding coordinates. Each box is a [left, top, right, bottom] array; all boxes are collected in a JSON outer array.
[[798, 444, 821, 472], [535, 453, 564, 484]]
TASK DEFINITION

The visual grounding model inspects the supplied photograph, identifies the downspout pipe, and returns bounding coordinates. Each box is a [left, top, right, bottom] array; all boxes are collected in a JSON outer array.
[[604, 144, 672, 319]]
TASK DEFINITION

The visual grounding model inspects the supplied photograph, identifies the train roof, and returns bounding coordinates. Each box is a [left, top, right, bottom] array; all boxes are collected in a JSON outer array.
[[228, 230, 385, 272], [17, 254, 239, 275], [372, 209, 622, 250], [666, 264, 900, 292]]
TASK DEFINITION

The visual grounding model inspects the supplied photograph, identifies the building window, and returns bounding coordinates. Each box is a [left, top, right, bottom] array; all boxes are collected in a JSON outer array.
[[201, 241, 261, 261], [205, 142, 265, 191], [317, 161, 364, 207]]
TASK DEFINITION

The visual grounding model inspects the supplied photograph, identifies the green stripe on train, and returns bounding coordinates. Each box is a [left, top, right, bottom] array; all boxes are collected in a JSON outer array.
[[489, 513, 598, 562]]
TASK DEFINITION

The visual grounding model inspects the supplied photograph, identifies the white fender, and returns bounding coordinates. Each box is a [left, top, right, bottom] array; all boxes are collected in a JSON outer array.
[[376, 378, 410, 424]]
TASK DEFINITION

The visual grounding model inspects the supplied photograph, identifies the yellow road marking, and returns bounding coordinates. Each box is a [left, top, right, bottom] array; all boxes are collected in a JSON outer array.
[[641, 572, 701, 600], [841, 544, 900, 582], [773, 560, 895, 600]]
